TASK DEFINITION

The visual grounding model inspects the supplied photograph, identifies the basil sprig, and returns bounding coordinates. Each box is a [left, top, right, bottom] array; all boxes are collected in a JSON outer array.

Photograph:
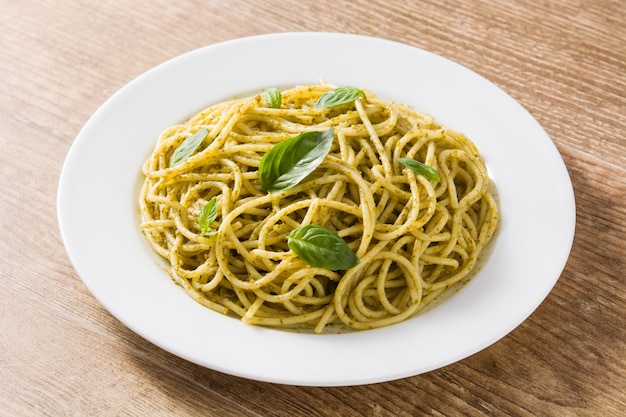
[[264, 87, 282, 109], [288, 224, 360, 271], [198, 197, 218, 237], [169, 128, 208, 167], [314, 86, 364, 109], [259, 126, 334, 193], [398, 158, 441, 182]]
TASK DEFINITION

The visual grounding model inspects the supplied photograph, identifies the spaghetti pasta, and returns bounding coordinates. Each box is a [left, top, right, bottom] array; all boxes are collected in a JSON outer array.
[[139, 83, 499, 333]]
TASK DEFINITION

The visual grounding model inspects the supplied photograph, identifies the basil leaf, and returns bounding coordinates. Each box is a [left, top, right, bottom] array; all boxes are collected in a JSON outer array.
[[169, 128, 208, 167], [198, 197, 218, 237], [314, 86, 364, 109], [259, 126, 334, 193], [288, 224, 360, 271], [398, 158, 441, 182], [264, 87, 282, 109]]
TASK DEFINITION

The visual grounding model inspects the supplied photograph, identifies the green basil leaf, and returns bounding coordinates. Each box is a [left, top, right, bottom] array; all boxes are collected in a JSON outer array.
[[198, 197, 218, 236], [398, 157, 441, 182], [288, 224, 360, 271], [313, 86, 364, 109], [264, 87, 282, 109], [259, 126, 334, 193], [169, 128, 208, 167]]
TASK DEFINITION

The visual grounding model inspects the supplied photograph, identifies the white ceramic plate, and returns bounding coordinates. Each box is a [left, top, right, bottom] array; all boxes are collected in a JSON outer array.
[[57, 32, 575, 386]]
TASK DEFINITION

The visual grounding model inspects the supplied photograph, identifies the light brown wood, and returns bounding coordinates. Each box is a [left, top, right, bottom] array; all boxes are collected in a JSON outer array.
[[1, 0, 624, 415]]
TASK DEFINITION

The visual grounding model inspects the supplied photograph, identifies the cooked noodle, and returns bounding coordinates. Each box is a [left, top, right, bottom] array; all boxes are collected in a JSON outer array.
[[139, 83, 499, 333]]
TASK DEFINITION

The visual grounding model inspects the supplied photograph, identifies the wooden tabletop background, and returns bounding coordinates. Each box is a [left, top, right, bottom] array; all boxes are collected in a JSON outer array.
[[2, 0, 624, 416]]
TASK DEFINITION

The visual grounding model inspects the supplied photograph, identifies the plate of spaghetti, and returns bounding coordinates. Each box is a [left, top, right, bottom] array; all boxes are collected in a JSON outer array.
[[58, 32, 575, 386]]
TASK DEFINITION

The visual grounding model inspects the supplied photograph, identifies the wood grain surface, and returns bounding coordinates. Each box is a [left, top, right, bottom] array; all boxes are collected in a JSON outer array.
[[1, 0, 624, 416]]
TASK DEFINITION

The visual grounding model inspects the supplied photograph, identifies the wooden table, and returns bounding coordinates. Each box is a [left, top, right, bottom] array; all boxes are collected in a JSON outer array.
[[2, 1, 624, 415]]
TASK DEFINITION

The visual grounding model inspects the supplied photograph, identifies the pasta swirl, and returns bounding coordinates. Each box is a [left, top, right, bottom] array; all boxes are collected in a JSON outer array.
[[139, 84, 499, 333]]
